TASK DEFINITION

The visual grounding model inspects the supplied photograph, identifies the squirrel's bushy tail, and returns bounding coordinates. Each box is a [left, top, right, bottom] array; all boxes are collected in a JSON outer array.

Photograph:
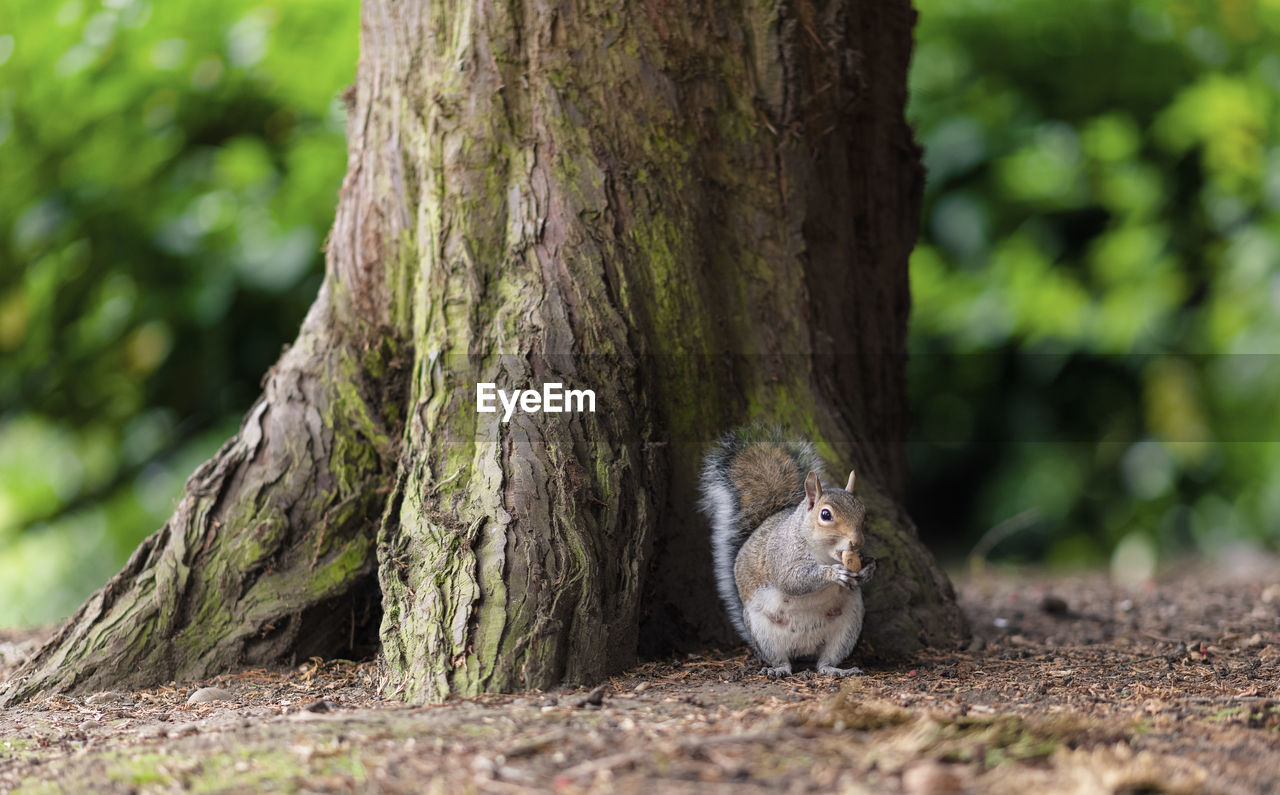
[[698, 427, 825, 640]]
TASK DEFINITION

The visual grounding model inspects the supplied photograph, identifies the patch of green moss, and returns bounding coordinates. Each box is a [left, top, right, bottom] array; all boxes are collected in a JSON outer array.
[[326, 347, 395, 489], [104, 752, 175, 788], [744, 382, 822, 443], [311, 538, 373, 593], [929, 713, 1088, 767], [0, 736, 37, 768]]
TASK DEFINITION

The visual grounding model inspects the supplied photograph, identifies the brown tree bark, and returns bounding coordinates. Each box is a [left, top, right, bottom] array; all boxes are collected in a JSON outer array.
[[1, 0, 965, 706]]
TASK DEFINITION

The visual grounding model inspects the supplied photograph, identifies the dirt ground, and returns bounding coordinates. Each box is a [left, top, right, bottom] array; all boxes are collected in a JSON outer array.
[[3, 559, 1280, 794]]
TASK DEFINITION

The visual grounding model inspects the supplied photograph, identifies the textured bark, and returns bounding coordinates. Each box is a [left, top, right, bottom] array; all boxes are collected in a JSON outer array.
[[1, 0, 965, 706], [0, 293, 401, 705]]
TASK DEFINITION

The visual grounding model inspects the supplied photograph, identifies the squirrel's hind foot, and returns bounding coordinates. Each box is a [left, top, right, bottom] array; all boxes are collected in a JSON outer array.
[[817, 664, 863, 677], [760, 663, 793, 679]]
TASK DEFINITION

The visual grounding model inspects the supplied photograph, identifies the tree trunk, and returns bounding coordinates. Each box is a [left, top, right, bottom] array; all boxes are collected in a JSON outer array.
[[1, 0, 965, 706]]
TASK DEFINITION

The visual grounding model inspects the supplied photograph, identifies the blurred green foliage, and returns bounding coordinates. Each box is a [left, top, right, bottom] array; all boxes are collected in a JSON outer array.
[[0, 0, 357, 625], [907, 0, 1280, 570], [4, 0, 1278, 627]]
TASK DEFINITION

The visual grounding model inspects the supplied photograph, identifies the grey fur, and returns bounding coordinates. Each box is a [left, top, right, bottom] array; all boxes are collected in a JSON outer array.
[[697, 427, 825, 650]]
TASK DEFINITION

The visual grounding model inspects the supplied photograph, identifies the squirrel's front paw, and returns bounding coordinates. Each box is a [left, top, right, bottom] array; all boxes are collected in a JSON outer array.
[[826, 564, 858, 589], [852, 556, 877, 585]]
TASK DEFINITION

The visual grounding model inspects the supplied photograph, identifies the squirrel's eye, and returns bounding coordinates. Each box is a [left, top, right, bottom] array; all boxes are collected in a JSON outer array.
[[820, 508, 832, 521]]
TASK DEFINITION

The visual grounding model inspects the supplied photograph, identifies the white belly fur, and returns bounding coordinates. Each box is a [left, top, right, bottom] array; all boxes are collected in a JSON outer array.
[[743, 582, 864, 666]]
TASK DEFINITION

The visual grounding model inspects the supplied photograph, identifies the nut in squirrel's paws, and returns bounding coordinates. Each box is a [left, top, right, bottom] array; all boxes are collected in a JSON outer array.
[[842, 554, 876, 586], [841, 550, 861, 572]]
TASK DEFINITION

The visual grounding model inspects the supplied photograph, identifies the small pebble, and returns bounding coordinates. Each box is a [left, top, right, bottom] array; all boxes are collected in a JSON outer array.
[[572, 685, 606, 708], [170, 723, 199, 738], [1041, 595, 1069, 615], [187, 686, 234, 704], [903, 761, 964, 794], [85, 691, 130, 707]]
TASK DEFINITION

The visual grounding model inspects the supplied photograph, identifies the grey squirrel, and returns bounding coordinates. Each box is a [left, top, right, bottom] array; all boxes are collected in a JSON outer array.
[[699, 428, 877, 678]]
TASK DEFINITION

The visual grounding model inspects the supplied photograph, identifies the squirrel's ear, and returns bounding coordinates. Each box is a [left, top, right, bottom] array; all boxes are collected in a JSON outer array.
[[845, 470, 856, 492], [804, 471, 821, 508]]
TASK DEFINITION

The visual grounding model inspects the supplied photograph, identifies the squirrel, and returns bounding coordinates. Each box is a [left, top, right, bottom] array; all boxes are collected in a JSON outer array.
[[699, 428, 877, 678]]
